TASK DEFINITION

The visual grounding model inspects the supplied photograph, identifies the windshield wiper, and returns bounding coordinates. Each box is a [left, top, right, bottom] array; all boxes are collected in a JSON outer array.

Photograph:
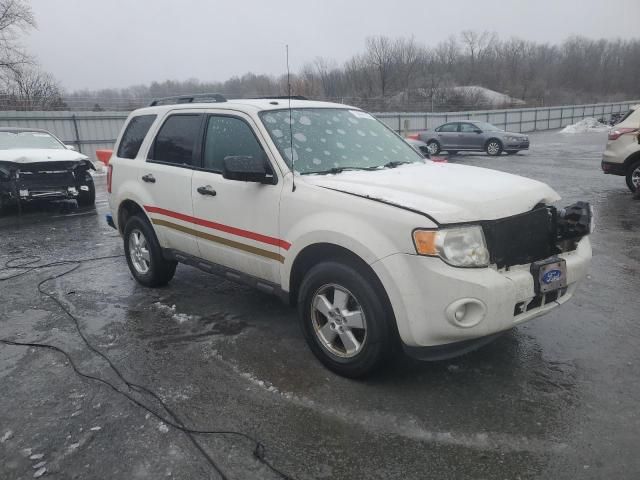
[[383, 161, 411, 168], [304, 166, 374, 175]]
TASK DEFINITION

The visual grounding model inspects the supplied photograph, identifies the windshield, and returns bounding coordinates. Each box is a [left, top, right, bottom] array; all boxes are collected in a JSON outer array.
[[472, 122, 503, 132], [0, 131, 66, 150], [259, 108, 422, 174]]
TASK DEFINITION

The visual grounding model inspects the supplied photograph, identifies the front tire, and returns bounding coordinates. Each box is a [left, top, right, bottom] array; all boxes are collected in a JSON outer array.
[[626, 160, 640, 193], [298, 261, 394, 378], [427, 140, 441, 155], [124, 215, 177, 287], [485, 139, 503, 156]]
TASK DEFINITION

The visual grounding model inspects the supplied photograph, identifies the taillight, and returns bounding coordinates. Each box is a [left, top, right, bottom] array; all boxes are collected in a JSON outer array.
[[608, 127, 638, 141], [406, 133, 420, 140], [107, 164, 113, 193]]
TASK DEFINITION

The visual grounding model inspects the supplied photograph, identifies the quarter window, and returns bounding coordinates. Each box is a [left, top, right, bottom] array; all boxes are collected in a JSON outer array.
[[203, 116, 265, 172], [149, 114, 201, 166], [117, 115, 156, 159]]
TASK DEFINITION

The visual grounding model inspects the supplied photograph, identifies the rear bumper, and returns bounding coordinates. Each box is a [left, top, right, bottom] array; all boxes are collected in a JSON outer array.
[[601, 160, 626, 176]]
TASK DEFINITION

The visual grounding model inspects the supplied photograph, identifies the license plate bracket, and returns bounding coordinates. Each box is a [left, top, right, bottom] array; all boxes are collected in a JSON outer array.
[[531, 257, 567, 294]]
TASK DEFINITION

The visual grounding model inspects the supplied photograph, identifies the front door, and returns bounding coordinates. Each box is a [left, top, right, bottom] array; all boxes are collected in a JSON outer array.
[[191, 112, 284, 284], [458, 122, 484, 149]]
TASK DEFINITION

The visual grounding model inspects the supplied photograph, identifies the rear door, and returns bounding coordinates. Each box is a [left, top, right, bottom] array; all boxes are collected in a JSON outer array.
[[142, 112, 203, 257], [191, 111, 284, 284], [435, 122, 460, 149]]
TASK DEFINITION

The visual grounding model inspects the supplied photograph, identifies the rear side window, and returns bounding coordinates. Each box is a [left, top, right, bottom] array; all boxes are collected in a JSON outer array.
[[149, 114, 202, 166], [203, 116, 264, 172], [117, 115, 156, 159], [437, 123, 458, 132]]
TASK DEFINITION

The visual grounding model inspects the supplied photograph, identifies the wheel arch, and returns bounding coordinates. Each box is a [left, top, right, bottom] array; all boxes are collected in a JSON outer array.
[[624, 151, 640, 170], [484, 137, 503, 149], [117, 199, 150, 234]]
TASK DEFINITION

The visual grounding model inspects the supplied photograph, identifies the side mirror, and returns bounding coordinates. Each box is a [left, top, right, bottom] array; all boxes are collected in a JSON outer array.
[[474, 129, 482, 134], [65, 144, 77, 151], [222, 155, 275, 184]]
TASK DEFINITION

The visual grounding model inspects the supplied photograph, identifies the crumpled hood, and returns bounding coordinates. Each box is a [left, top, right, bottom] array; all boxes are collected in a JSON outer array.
[[0, 148, 89, 164], [302, 162, 560, 223]]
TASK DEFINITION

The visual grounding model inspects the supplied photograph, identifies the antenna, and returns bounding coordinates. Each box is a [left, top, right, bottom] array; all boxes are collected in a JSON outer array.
[[286, 44, 296, 192]]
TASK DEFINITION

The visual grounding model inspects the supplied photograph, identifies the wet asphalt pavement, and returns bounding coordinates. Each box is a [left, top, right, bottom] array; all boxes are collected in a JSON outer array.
[[1, 130, 638, 479]]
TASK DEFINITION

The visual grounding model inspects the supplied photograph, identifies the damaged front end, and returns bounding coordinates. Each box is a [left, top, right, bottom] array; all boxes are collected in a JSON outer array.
[[481, 201, 593, 270], [0, 160, 95, 206]]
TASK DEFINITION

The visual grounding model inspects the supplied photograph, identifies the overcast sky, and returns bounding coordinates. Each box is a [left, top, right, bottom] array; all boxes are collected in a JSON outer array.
[[25, 0, 640, 92]]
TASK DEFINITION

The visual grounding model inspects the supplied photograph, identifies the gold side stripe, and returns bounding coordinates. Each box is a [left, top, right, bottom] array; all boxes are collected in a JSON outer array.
[[153, 219, 285, 263]]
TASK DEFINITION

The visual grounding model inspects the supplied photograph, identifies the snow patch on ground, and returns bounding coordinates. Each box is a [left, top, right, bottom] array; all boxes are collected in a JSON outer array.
[[152, 302, 198, 324], [560, 117, 610, 133]]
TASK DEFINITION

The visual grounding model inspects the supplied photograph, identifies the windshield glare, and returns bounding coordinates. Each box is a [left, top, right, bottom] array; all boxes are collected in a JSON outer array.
[[0, 131, 65, 150], [260, 108, 422, 174]]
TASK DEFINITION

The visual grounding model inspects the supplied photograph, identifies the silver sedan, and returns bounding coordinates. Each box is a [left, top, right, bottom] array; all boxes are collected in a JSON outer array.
[[409, 121, 529, 156]]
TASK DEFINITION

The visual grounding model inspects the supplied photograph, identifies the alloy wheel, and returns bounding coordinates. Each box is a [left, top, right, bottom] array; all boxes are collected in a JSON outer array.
[[310, 284, 367, 358], [128, 229, 151, 274]]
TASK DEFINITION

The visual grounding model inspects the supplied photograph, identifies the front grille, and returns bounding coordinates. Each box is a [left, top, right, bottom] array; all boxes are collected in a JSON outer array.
[[18, 171, 75, 189], [482, 206, 557, 268]]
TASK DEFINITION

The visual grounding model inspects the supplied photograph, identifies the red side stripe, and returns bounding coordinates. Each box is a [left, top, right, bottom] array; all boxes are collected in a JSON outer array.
[[144, 205, 291, 250]]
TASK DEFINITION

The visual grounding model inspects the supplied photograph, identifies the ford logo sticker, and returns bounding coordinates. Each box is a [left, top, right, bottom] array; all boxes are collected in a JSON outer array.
[[543, 269, 562, 284]]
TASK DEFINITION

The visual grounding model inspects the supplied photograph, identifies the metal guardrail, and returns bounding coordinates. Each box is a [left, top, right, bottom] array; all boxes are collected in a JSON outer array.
[[0, 100, 636, 163], [375, 100, 640, 135]]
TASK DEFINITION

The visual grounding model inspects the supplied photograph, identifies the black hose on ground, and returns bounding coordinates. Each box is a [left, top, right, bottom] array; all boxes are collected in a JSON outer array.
[[0, 254, 295, 480]]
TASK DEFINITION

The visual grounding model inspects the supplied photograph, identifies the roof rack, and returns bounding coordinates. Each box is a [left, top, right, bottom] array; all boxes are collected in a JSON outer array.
[[149, 93, 227, 106], [249, 95, 309, 101]]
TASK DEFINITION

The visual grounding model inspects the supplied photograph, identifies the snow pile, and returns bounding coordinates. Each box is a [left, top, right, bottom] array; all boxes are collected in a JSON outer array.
[[560, 117, 610, 133]]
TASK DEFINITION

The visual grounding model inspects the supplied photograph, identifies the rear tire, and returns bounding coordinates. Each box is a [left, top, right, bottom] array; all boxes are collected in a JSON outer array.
[[485, 139, 503, 156], [124, 215, 177, 287], [298, 261, 395, 378], [626, 160, 640, 193], [427, 140, 441, 155], [77, 178, 95, 207]]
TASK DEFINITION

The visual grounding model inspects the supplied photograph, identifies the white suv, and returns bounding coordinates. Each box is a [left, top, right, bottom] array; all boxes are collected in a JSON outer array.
[[601, 105, 640, 192], [107, 94, 592, 377]]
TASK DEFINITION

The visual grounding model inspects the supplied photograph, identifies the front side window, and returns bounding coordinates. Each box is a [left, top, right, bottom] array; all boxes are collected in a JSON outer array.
[[117, 114, 156, 159], [0, 131, 65, 150], [459, 123, 478, 133], [259, 108, 421, 174], [472, 122, 502, 132], [149, 114, 201, 166], [203, 116, 265, 172]]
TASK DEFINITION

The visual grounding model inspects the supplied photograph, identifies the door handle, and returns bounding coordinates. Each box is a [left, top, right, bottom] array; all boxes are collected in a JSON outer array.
[[197, 185, 217, 197], [141, 174, 156, 183]]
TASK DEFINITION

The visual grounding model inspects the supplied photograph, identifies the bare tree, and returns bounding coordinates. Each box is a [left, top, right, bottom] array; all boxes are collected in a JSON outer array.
[[7, 66, 64, 110], [0, 0, 35, 73], [364, 36, 395, 96]]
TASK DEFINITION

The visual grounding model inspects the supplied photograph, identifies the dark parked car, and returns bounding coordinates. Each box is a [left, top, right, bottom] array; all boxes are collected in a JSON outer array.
[[408, 120, 529, 156], [0, 127, 96, 213]]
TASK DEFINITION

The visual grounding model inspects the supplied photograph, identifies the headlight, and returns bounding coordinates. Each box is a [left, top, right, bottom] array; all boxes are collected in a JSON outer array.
[[505, 136, 518, 142], [413, 226, 490, 267]]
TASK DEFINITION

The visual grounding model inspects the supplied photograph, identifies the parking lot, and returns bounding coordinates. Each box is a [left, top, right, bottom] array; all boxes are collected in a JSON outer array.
[[1, 129, 638, 479]]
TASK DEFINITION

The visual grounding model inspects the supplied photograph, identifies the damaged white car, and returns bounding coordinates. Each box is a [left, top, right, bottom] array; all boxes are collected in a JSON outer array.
[[0, 127, 96, 213], [107, 96, 593, 377]]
